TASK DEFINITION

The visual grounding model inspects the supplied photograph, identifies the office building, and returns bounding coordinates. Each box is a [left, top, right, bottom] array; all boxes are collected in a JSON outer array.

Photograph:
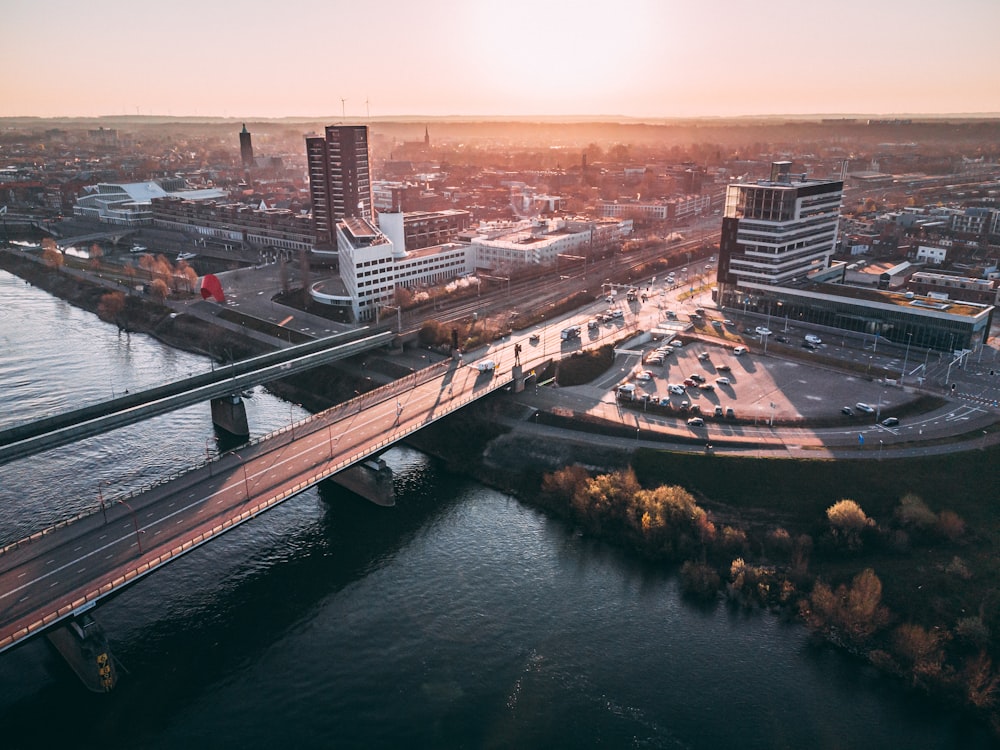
[[716, 161, 843, 302], [306, 125, 373, 247]]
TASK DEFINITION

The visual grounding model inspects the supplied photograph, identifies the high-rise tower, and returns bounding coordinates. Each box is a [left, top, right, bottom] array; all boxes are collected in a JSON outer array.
[[716, 161, 842, 303], [306, 125, 373, 247], [239, 123, 254, 168]]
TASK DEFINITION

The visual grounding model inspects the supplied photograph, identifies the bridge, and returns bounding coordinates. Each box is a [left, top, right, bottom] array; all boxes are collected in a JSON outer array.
[[0, 355, 530, 667], [0, 329, 394, 465]]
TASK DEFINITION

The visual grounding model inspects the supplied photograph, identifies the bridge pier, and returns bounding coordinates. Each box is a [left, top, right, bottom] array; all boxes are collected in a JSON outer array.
[[211, 394, 250, 438], [512, 364, 526, 393], [45, 612, 118, 692], [326, 457, 395, 506]]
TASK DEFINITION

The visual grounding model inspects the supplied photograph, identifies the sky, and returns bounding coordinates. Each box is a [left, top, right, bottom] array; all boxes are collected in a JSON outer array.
[[3, 0, 999, 120]]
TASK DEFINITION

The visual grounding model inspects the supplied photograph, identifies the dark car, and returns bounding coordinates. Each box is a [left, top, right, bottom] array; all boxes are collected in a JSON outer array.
[[716, 364, 731, 372], [802, 341, 818, 350], [841, 406, 854, 416], [689, 373, 706, 383], [882, 417, 900, 427], [775, 335, 789, 343]]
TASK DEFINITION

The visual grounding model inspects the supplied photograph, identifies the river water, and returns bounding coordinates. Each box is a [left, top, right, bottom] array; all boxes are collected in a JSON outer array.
[[0, 267, 992, 749]]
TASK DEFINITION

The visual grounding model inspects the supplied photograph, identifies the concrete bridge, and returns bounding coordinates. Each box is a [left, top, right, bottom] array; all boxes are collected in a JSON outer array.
[[0, 355, 532, 686], [0, 329, 394, 465]]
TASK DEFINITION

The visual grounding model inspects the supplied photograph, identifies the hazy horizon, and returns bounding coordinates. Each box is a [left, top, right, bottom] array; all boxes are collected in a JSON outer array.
[[4, 0, 999, 120]]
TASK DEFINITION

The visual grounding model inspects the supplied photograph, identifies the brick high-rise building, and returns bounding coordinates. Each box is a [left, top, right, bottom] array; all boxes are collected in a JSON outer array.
[[306, 125, 373, 247]]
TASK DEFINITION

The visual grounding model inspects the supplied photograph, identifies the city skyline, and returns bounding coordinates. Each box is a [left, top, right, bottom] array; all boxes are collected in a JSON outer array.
[[3, 0, 1000, 120]]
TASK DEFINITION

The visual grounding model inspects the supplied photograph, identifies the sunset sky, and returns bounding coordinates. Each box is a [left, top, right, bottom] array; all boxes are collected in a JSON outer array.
[[4, 0, 999, 120]]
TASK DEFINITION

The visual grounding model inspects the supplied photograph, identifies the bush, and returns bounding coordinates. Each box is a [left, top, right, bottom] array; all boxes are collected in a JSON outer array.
[[936, 510, 966, 542], [680, 561, 721, 601], [826, 499, 874, 550], [806, 568, 890, 646]]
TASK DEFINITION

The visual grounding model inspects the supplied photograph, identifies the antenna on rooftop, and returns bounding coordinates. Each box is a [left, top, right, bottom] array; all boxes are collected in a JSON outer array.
[[365, 97, 370, 120], [340, 98, 347, 119]]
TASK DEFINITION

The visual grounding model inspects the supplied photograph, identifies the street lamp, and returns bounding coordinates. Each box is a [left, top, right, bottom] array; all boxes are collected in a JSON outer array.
[[121, 501, 144, 555], [97, 481, 110, 524], [901, 332, 912, 384], [234, 453, 251, 501]]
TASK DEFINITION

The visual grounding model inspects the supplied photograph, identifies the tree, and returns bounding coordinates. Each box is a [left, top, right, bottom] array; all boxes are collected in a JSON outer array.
[[41, 238, 63, 271], [88, 244, 103, 271], [826, 499, 874, 550], [807, 568, 890, 646], [148, 278, 169, 302], [97, 291, 126, 329]]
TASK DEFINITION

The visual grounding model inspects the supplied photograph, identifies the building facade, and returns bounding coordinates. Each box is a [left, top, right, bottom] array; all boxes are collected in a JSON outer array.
[[717, 161, 843, 303], [306, 125, 373, 247], [239, 124, 254, 169]]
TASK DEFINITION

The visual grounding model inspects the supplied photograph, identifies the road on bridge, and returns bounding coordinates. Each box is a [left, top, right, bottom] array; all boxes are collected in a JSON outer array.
[[0, 356, 514, 653]]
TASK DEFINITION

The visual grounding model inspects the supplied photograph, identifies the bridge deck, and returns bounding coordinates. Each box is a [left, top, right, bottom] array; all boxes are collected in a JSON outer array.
[[0, 358, 515, 654]]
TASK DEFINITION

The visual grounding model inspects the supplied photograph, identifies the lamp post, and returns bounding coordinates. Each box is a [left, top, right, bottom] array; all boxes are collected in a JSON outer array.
[[122, 501, 144, 555], [97, 481, 109, 524], [879, 439, 884, 461], [234, 453, 250, 501], [901, 332, 912, 384]]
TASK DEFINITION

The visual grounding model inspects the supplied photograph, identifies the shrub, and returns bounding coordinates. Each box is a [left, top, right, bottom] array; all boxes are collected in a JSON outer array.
[[764, 527, 793, 561], [679, 561, 721, 601], [826, 499, 874, 550], [541, 465, 590, 502], [954, 616, 991, 650], [806, 568, 890, 646], [936, 510, 966, 542], [894, 493, 937, 531]]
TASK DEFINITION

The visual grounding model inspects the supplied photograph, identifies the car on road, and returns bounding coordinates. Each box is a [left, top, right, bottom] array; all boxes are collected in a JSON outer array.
[[723, 319, 735, 326], [841, 406, 854, 416], [882, 417, 900, 427], [715, 377, 731, 386], [755, 326, 772, 336], [775, 335, 789, 343], [733, 346, 748, 356], [686, 417, 705, 427], [855, 402, 875, 414], [668, 383, 686, 394], [805, 334, 822, 345], [802, 341, 818, 350], [716, 364, 731, 372]]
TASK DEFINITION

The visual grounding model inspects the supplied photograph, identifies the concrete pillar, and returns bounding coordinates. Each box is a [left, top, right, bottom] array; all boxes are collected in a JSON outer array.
[[46, 613, 117, 692], [211, 394, 249, 438]]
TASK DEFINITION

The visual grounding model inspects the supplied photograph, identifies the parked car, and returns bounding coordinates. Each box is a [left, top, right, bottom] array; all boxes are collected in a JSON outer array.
[[856, 402, 875, 414], [611, 309, 624, 319], [716, 364, 731, 372], [635, 370, 654, 381], [698, 383, 715, 391], [668, 383, 686, 394], [714, 405, 724, 417], [670, 340, 684, 348], [723, 319, 735, 326], [697, 351, 710, 360], [711, 320, 723, 329], [716, 377, 731, 386], [882, 417, 900, 427], [687, 417, 705, 427], [679, 400, 690, 411], [733, 346, 748, 356], [529, 333, 540, 344], [725, 407, 735, 418], [689, 373, 706, 382], [841, 406, 854, 416], [658, 397, 672, 407], [683, 378, 696, 388]]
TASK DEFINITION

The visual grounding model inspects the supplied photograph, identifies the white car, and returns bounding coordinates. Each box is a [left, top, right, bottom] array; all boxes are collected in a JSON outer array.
[[755, 326, 772, 336], [855, 402, 875, 414], [805, 334, 822, 345], [668, 383, 686, 394], [635, 370, 654, 382], [715, 377, 731, 386], [686, 417, 705, 427]]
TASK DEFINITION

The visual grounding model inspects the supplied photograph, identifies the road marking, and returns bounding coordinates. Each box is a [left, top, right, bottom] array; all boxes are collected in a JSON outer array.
[[17, 572, 26, 579], [77, 568, 86, 573], [74, 546, 82, 552], [46, 559, 54, 566]]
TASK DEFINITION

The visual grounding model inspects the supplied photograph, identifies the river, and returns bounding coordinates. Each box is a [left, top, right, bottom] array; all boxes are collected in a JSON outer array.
[[0, 268, 992, 749]]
